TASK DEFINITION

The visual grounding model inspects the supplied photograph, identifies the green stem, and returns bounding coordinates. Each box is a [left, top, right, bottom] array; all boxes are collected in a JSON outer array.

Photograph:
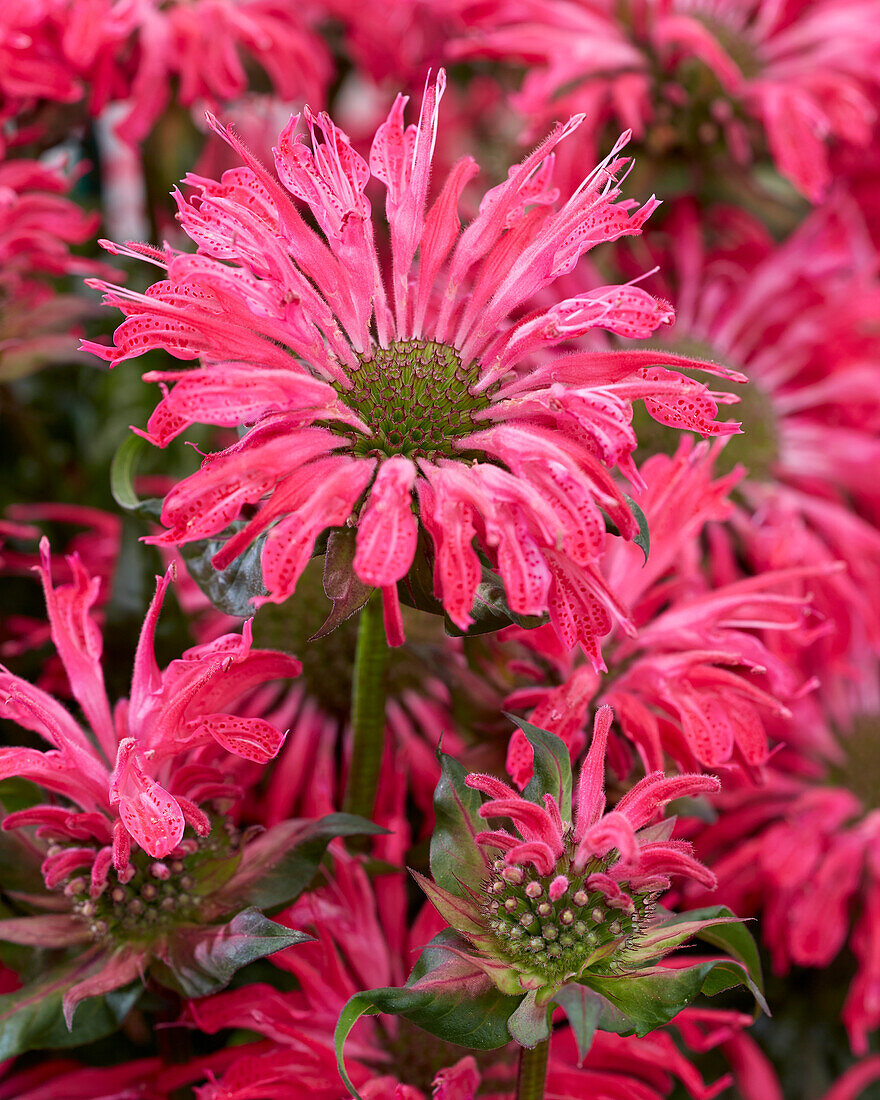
[[343, 592, 390, 820], [516, 1038, 550, 1100]]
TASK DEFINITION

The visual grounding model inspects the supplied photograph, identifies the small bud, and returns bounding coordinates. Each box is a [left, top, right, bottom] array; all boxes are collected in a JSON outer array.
[[170, 861, 184, 874], [493, 859, 505, 873], [64, 877, 87, 897], [504, 897, 518, 912], [528, 937, 543, 952], [542, 924, 558, 941], [574, 921, 587, 935], [502, 866, 524, 885], [179, 875, 193, 890], [520, 912, 536, 928], [592, 908, 605, 924], [488, 880, 504, 895], [547, 943, 562, 957], [510, 926, 523, 940], [91, 920, 108, 936], [150, 862, 171, 880], [609, 920, 621, 935], [141, 883, 158, 901], [572, 890, 589, 907], [560, 934, 574, 948], [560, 909, 574, 925], [525, 882, 542, 899], [160, 897, 175, 911], [127, 898, 144, 915], [79, 900, 95, 919], [536, 901, 552, 917], [111, 887, 126, 904]]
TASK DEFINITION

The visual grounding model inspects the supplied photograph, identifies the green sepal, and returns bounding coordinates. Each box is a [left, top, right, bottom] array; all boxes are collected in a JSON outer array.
[[553, 983, 602, 1063], [507, 988, 552, 1048], [429, 747, 490, 899], [312, 529, 374, 640], [151, 908, 311, 999], [507, 715, 573, 820]]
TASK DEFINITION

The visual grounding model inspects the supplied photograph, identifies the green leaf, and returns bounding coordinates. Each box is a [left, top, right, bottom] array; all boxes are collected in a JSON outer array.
[[507, 715, 573, 820], [179, 525, 268, 618], [312, 529, 374, 639], [689, 905, 765, 1006], [620, 910, 743, 967], [507, 989, 551, 1048], [429, 748, 490, 899], [109, 433, 162, 519], [215, 814, 386, 913], [600, 495, 650, 563], [579, 954, 766, 1038], [336, 933, 521, 1099], [153, 908, 311, 999], [553, 983, 602, 1063], [0, 955, 140, 1060]]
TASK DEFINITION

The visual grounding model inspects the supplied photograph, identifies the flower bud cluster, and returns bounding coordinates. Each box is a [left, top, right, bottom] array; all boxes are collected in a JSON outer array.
[[57, 824, 240, 943], [481, 849, 657, 984]]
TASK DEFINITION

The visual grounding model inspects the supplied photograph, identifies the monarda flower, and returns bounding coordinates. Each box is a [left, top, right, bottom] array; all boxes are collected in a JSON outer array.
[[86, 71, 742, 660], [178, 855, 747, 1100], [0, 540, 351, 1040], [449, 0, 880, 201], [336, 709, 764, 1087]]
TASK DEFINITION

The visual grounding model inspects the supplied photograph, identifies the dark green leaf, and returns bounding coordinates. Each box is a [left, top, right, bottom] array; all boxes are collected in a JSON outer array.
[[429, 748, 491, 899], [312, 529, 374, 639], [399, 533, 547, 635], [109, 433, 163, 519], [579, 955, 765, 1038], [689, 905, 765, 1006], [215, 814, 386, 913], [179, 526, 268, 618], [600, 495, 650, 563], [153, 908, 310, 999], [554, 983, 602, 1063], [336, 933, 521, 1099], [507, 715, 573, 820], [0, 954, 140, 1059]]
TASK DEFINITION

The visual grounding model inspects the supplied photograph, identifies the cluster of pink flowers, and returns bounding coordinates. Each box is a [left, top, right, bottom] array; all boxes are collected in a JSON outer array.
[[0, 3, 879, 1099]]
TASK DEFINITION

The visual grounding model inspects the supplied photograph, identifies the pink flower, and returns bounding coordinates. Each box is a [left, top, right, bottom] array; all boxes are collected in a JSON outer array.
[[450, 0, 880, 200], [0, 538, 299, 876], [177, 854, 742, 1099], [86, 72, 741, 658], [483, 440, 823, 777], [0, 0, 332, 146], [683, 687, 880, 1056]]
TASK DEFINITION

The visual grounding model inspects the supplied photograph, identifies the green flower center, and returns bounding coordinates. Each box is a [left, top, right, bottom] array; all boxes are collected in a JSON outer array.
[[481, 842, 658, 986], [61, 824, 241, 943], [342, 339, 491, 460]]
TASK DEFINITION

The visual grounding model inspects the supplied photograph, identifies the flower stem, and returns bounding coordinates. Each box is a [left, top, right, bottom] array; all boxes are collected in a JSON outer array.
[[516, 1038, 550, 1100], [343, 591, 390, 820]]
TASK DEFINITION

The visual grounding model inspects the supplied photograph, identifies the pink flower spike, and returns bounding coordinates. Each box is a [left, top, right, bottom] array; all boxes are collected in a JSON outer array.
[[353, 455, 418, 586], [573, 810, 638, 870]]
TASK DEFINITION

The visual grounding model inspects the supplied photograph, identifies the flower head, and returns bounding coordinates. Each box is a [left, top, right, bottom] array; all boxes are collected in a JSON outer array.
[[438, 707, 720, 996], [86, 72, 741, 659], [450, 0, 880, 200], [0, 538, 299, 886]]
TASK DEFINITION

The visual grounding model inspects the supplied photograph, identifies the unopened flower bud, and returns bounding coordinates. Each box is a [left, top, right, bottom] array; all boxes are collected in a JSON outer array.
[[525, 882, 542, 899], [572, 890, 589, 907]]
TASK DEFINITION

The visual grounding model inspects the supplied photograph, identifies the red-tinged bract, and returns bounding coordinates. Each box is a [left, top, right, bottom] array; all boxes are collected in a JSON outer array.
[[87, 72, 743, 659]]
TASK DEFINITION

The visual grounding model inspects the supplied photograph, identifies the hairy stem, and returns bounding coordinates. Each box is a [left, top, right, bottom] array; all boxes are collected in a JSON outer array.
[[343, 592, 390, 820], [516, 1038, 550, 1100]]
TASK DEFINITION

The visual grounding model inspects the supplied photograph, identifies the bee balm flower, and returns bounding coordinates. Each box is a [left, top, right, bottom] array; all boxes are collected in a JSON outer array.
[[86, 72, 742, 661]]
